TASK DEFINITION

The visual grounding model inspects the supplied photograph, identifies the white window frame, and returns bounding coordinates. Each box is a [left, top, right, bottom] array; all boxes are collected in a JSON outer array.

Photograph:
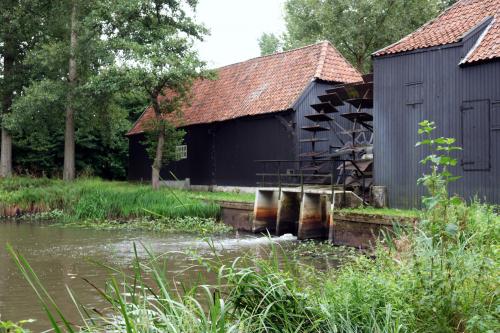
[[175, 145, 187, 160]]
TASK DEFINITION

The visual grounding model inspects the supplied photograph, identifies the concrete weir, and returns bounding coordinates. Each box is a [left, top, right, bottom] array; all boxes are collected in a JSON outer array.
[[253, 187, 346, 239], [276, 190, 301, 236], [250, 187, 415, 247]]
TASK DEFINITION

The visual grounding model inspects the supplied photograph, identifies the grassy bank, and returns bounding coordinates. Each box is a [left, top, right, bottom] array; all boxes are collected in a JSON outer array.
[[338, 206, 419, 218], [0, 177, 255, 233], [0, 177, 255, 219]]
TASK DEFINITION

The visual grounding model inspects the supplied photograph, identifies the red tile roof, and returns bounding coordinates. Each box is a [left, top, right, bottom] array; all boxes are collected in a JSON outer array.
[[374, 0, 500, 64], [127, 41, 362, 135]]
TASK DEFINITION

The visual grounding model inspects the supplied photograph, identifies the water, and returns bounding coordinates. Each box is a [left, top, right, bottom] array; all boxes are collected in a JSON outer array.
[[0, 222, 339, 331]]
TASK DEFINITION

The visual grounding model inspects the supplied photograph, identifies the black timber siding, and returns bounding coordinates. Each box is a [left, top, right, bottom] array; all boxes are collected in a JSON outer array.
[[374, 35, 500, 207], [128, 111, 296, 186], [128, 133, 152, 182]]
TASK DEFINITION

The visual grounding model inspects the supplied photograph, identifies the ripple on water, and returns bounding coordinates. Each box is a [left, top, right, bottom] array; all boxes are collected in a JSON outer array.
[[0, 223, 304, 332]]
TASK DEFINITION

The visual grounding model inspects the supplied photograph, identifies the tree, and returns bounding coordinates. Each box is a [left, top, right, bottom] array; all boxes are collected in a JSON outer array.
[[104, 0, 210, 189], [258, 33, 282, 56], [7, 0, 206, 183], [7, 76, 136, 179], [7, 0, 128, 180], [0, 0, 48, 177], [63, 1, 78, 181], [270, 0, 450, 73]]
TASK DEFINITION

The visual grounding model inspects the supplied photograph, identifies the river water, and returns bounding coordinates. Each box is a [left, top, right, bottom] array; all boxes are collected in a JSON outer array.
[[0, 222, 340, 331]]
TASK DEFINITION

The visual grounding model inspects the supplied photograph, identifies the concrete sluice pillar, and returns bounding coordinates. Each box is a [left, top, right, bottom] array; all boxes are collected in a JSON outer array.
[[276, 191, 301, 235], [252, 189, 279, 233], [297, 193, 331, 240], [328, 204, 335, 242]]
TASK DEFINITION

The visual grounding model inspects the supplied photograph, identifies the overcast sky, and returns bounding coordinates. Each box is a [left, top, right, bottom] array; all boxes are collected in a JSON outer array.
[[193, 0, 286, 68]]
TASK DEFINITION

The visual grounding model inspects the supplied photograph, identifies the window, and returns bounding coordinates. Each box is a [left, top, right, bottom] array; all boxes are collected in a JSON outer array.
[[491, 101, 500, 131], [175, 145, 187, 160], [405, 81, 423, 105], [461, 100, 490, 171]]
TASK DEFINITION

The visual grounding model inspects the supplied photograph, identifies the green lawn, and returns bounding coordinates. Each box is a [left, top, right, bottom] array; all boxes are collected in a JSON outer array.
[[187, 188, 255, 203]]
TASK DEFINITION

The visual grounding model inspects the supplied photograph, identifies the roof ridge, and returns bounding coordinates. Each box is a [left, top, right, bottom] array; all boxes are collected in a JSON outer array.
[[314, 41, 363, 80], [213, 40, 327, 72], [325, 41, 361, 75], [314, 41, 329, 78]]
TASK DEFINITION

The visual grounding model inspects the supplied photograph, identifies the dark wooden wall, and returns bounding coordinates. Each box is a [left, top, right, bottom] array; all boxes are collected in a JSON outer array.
[[128, 133, 152, 182], [373, 25, 500, 208], [128, 111, 296, 186]]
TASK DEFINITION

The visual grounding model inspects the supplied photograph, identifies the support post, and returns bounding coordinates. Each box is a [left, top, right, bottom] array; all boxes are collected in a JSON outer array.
[[297, 193, 329, 239], [252, 189, 279, 233], [342, 160, 347, 208]]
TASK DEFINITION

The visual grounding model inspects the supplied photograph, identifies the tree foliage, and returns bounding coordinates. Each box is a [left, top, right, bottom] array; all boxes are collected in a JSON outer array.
[[144, 121, 186, 166], [4, 0, 131, 178], [0, 0, 52, 177], [3, 0, 206, 181], [258, 33, 283, 56], [260, 0, 455, 72]]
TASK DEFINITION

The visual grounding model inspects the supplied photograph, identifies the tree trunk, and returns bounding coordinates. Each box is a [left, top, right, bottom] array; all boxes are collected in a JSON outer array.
[[356, 55, 365, 74], [63, 1, 78, 181], [152, 127, 165, 189], [1, 129, 12, 177], [1, 21, 15, 178], [151, 97, 164, 189]]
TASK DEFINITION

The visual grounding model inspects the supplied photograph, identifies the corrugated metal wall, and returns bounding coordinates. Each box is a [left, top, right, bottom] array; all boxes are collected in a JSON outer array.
[[374, 34, 500, 208]]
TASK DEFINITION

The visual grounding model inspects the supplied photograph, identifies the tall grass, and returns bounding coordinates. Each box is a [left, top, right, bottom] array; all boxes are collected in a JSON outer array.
[[0, 177, 227, 220]]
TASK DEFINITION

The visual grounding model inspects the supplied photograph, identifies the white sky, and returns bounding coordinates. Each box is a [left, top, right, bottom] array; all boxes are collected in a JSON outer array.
[[193, 0, 286, 68]]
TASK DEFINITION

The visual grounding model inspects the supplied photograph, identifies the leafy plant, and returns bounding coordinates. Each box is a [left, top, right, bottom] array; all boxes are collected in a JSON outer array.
[[416, 120, 462, 238], [0, 319, 34, 333], [413, 120, 498, 332]]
